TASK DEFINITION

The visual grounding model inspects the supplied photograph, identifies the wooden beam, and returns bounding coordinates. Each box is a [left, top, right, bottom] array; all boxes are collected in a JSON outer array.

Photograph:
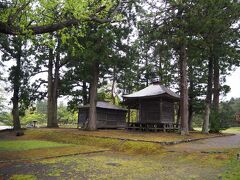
[[160, 98, 163, 123], [139, 99, 141, 122], [127, 107, 131, 125]]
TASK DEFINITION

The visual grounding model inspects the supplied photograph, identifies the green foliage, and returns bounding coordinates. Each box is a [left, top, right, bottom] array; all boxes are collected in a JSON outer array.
[[228, 98, 240, 113], [219, 101, 236, 126], [209, 111, 222, 133], [0, 112, 12, 126], [98, 87, 121, 105], [36, 100, 48, 115], [0, 0, 120, 35], [21, 112, 46, 125], [192, 114, 204, 128], [0, 87, 11, 125], [58, 104, 78, 125]]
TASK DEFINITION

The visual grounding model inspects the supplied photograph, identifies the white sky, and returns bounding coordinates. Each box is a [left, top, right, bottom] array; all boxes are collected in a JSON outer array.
[[224, 67, 240, 100]]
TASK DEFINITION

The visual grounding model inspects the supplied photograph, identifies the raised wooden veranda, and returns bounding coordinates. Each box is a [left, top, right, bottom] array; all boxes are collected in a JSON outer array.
[[127, 122, 180, 132]]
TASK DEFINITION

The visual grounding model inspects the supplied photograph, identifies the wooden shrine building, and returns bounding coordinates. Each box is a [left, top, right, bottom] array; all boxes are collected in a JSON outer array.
[[78, 101, 127, 129], [123, 82, 180, 131]]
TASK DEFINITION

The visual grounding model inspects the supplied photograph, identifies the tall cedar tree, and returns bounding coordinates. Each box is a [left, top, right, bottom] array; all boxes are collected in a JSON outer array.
[[0, 35, 34, 130]]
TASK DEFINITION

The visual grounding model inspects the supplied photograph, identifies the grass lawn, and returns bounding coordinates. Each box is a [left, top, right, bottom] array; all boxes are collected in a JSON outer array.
[[222, 127, 240, 134], [0, 139, 108, 161], [194, 127, 240, 134], [0, 140, 72, 151]]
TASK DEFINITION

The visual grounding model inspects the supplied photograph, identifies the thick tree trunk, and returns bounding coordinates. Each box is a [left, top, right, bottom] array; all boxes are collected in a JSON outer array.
[[213, 58, 220, 112], [52, 49, 60, 127], [12, 54, 21, 130], [47, 36, 61, 128], [47, 47, 55, 127], [111, 66, 116, 105], [188, 102, 193, 131], [158, 53, 162, 83], [179, 44, 189, 135], [86, 62, 99, 131], [202, 56, 213, 133], [188, 75, 194, 131], [145, 54, 149, 86], [82, 81, 88, 105]]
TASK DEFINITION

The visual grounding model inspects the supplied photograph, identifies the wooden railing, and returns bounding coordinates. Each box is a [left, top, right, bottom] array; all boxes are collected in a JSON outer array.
[[127, 122, 180, 132]]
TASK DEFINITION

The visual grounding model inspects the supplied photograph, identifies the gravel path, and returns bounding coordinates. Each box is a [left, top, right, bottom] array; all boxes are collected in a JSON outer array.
[[167, 134, 240, 152]]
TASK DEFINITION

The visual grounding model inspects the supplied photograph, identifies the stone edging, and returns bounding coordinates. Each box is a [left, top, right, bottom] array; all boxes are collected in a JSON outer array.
[[0, 149, 110, 163], [75, 133, 235, 146]]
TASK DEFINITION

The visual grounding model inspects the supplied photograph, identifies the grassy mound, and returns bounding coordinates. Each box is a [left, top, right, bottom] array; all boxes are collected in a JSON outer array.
[[23, 129, 165, 154]]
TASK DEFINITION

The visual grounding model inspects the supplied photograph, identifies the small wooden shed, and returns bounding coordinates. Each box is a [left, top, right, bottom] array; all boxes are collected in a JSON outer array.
[[78, 101, 127, 129], [123, 82, 180, 131]]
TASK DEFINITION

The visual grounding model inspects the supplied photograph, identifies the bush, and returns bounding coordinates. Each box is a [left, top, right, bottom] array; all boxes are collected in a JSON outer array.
[[21, 112, 46, 125], [210, 107, 233, 133], [209, 110, 222, 133]]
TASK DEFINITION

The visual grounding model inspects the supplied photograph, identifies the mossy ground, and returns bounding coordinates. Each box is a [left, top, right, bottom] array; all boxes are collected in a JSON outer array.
[[0, 128, 239, 179], [25, 128, 223, 143], [222, 127, 240, 134], [0, 140, 72, 151]]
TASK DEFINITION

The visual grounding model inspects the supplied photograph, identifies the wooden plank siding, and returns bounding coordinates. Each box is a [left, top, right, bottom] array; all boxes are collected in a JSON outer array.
[[78, 108, 127, 129]]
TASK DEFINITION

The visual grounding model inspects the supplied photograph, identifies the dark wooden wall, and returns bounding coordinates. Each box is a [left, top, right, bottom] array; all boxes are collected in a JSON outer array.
[[161, 100, 174, 122], [78, 108, 126, 128], [139, 98, 174, 123], [140, 100, 160, 123]]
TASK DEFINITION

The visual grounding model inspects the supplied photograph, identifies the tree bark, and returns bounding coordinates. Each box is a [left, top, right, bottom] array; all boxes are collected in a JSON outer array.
[[86, 62, 99, 131], [52, 48, 60, 127], [179, 43, 189, 135], [47, 47, 54, 127], [47, 36, 61, 128], [202, 55, 214, 133], [213, 58, 220, 112], [188, 73, 194, 131], [188, 101, 193, 131], [82, 81, 88, 105], [111, 66, 116, 105], [145, 53, 149, 86], [12, 52, 21, 130]]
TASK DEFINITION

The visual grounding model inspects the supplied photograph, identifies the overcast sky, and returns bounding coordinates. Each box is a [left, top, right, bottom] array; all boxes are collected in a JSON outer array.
[[225, 67, 240, 100]]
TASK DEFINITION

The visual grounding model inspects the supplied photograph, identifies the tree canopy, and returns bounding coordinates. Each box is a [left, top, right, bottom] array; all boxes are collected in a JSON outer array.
[[0, 0, 239, 133]]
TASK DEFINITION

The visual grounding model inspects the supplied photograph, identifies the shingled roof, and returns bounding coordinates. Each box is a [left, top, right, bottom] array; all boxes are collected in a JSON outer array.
[[80, 101, 127, 111], [123, 84, 180, 99]]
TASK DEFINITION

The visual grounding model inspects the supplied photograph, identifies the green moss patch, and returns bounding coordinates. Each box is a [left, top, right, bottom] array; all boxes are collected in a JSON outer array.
[[10, 174, 37, 180], [21, 129, 165, 154], [0, 140, 72, 151], [39, 151, 226, 180], [0, 139, 107, 161], [220, 149, 240, 180]]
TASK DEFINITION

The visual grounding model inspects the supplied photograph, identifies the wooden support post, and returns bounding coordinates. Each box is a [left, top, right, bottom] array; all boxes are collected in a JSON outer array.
[[127, 107, 131, 126], [172, 102, 175, 123], [160, 98, 163, 123], [163, 123, 166, 132], [139, 99, 141, 122]]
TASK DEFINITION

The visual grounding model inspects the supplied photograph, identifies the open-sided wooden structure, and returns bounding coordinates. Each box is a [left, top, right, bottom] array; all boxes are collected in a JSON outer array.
[[123, 83, 180, 131], [78, 101, 127, 129]]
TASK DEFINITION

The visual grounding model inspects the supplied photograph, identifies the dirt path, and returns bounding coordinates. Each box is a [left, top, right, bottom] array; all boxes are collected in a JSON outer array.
[[166, 134, 240, 152]]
